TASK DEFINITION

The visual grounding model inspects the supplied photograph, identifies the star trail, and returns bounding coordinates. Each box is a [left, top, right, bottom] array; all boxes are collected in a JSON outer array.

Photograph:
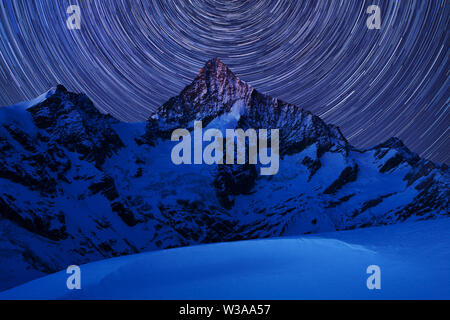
[[0, 0, 448, 163]]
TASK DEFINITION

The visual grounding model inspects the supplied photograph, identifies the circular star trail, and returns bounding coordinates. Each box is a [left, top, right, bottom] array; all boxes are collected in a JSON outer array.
[[0, 0, 448, 163]]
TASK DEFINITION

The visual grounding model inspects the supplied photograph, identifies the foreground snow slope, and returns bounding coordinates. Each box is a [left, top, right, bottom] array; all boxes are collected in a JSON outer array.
[[1, 218, 449, 300]]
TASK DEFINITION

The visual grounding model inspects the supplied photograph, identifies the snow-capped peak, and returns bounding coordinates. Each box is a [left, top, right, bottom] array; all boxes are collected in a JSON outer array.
[[7, 88, 55, 111], [2, 84, 71, 112]]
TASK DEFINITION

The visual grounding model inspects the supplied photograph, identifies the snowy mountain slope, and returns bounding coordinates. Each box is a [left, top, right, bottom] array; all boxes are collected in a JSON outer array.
[[0, 59, 448, 291], [1, 219, 449, 300]]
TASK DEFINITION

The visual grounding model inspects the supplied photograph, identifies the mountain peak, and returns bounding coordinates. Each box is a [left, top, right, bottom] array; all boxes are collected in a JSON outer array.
[[150, 58, 254, 131], [207, 57, 226, 66], [175, 58, 253, 112], [54, 84, 68, 94], [194, 57, 241, 84], [202, 57, 230, 72]]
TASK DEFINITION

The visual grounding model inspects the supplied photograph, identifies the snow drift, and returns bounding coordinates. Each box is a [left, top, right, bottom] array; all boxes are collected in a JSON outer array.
[[1, 219, 449, 300]]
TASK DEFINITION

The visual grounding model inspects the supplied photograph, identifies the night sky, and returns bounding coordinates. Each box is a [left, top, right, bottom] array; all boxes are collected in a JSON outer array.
[[0, 0, 448, 163]]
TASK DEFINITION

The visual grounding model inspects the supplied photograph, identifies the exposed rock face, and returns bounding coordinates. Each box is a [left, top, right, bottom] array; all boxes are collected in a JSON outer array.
[[27, 85, 124, 168], [145, 58, 254, 141], [323, 164, 359, 195], [0, 58, 448, 291]]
